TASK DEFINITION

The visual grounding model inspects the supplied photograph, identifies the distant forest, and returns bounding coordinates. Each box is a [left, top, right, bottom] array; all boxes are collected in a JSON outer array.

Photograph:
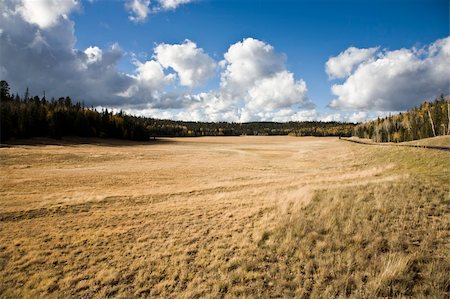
[[354, 95, 450, 142], [0, 80, 354, 142], [1, 80, 448, 143]]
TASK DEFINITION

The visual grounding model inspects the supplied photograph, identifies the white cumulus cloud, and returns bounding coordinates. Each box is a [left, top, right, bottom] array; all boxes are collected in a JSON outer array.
[[325, 46, 377, 79], [221, 38, 285, 96], [158, 0, 192, 10], [247, 71, 308, 111], [125, 0, 192, 22], [17, 0, 79, 29], [153, 38, 312, 123], [1, 1, 315, 123], [125, 0, 151, 22], [84, 46, 103, 64], [0, 1, 134, 106], [120, 59, 175, 99], [154, 40, 216, 87], [328, 36, 450, 111], [135, 60, 174, 88], [218, 38, 311, 120]]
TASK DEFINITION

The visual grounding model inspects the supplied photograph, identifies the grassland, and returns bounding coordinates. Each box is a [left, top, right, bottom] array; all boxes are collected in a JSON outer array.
[[344, 135, 450, 150], [0, 136, 449, 298], [402, 135, 450, 148]]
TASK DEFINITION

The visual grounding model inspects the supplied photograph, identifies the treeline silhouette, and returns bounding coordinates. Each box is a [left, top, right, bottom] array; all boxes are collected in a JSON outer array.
[[289, 123, 355, 137], [0, 81, 151, 141], [0, 80, 355, 142], [354, 95, 450, 142]]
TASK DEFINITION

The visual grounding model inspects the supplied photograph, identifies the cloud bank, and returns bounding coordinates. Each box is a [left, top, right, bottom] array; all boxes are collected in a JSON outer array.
[[0, 0, 134, 106], [0, 1, 312, 122], [327, 37, 450, 111], [168, 38, 312, 122], [2, 0, 448, 123]]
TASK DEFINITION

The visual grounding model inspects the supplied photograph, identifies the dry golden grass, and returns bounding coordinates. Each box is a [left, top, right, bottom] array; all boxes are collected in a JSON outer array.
[[345, 135, 450, 150], [401, 135, 450, 148], [0, 136, 449, 298]]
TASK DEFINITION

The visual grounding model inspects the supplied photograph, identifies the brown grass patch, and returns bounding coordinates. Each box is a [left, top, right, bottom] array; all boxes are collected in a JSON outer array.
[[0, 136, 448, 297]]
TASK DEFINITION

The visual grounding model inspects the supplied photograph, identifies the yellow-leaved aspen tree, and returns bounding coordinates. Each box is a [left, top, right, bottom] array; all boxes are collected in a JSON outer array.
[[427, 108, 436, 137], [447, 100, 450, 135]]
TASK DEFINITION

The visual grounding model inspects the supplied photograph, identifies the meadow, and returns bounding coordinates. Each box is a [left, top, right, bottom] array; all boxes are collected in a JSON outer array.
[[0, 136, 449, 298]]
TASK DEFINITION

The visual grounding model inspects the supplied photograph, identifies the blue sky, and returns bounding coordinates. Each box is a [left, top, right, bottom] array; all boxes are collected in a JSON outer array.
[[1, 0, 449, 122]]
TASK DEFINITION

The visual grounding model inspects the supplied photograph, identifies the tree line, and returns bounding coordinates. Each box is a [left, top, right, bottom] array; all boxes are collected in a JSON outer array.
[[353, 95, 450, 142], [289, 122, 355, 137], [0, 80, 356, 142], [0, 81, 151, 141]]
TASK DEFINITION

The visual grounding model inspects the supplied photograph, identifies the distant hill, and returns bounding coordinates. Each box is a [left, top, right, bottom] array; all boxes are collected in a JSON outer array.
[[353, 95, 450, 143]]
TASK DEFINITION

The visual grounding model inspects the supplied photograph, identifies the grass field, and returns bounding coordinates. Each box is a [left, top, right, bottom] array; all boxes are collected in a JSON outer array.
[[402, 135, 450, 148], [0, 136, 449, 298], [344, 135, 450, 150]]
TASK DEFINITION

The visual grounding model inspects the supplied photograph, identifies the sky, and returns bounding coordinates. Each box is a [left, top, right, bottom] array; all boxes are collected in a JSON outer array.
[[0, 0, 449, 122]]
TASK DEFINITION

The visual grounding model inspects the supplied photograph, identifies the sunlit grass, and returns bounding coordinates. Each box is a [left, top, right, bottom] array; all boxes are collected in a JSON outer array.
[[401, 135, 450, 148], [0, 136, 448, 297]]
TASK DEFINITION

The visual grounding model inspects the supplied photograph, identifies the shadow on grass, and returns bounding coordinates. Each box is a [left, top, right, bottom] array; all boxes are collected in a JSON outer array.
[[0, 136, 178, 147]]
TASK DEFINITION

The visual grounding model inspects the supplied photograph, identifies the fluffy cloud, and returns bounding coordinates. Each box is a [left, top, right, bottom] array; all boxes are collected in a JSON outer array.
[[217, 38, 311, 120], [328, 37, 450, 111], [247, 71, 308, 111], [117, 59, 177, 105], [158, 0, 193, 10], [84, 46, 103, 64], [134, 60, 173, 89], [154, 40, 216, 87], [221, 38, 285, 96], [325, 47, 377, 79], [17, 0, 79, 29], [1, 1, 314, 122], [0, 1, 133, 106], [0, 0, 190, 109], [125, 0, 193, 22], [347, 111, 369, 123], [125, 0, 150, 22], [128, 38, 312, 122]]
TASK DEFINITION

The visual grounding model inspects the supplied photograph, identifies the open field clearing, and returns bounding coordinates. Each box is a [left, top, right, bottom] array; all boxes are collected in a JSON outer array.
[[0, 136, 449, 298]]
